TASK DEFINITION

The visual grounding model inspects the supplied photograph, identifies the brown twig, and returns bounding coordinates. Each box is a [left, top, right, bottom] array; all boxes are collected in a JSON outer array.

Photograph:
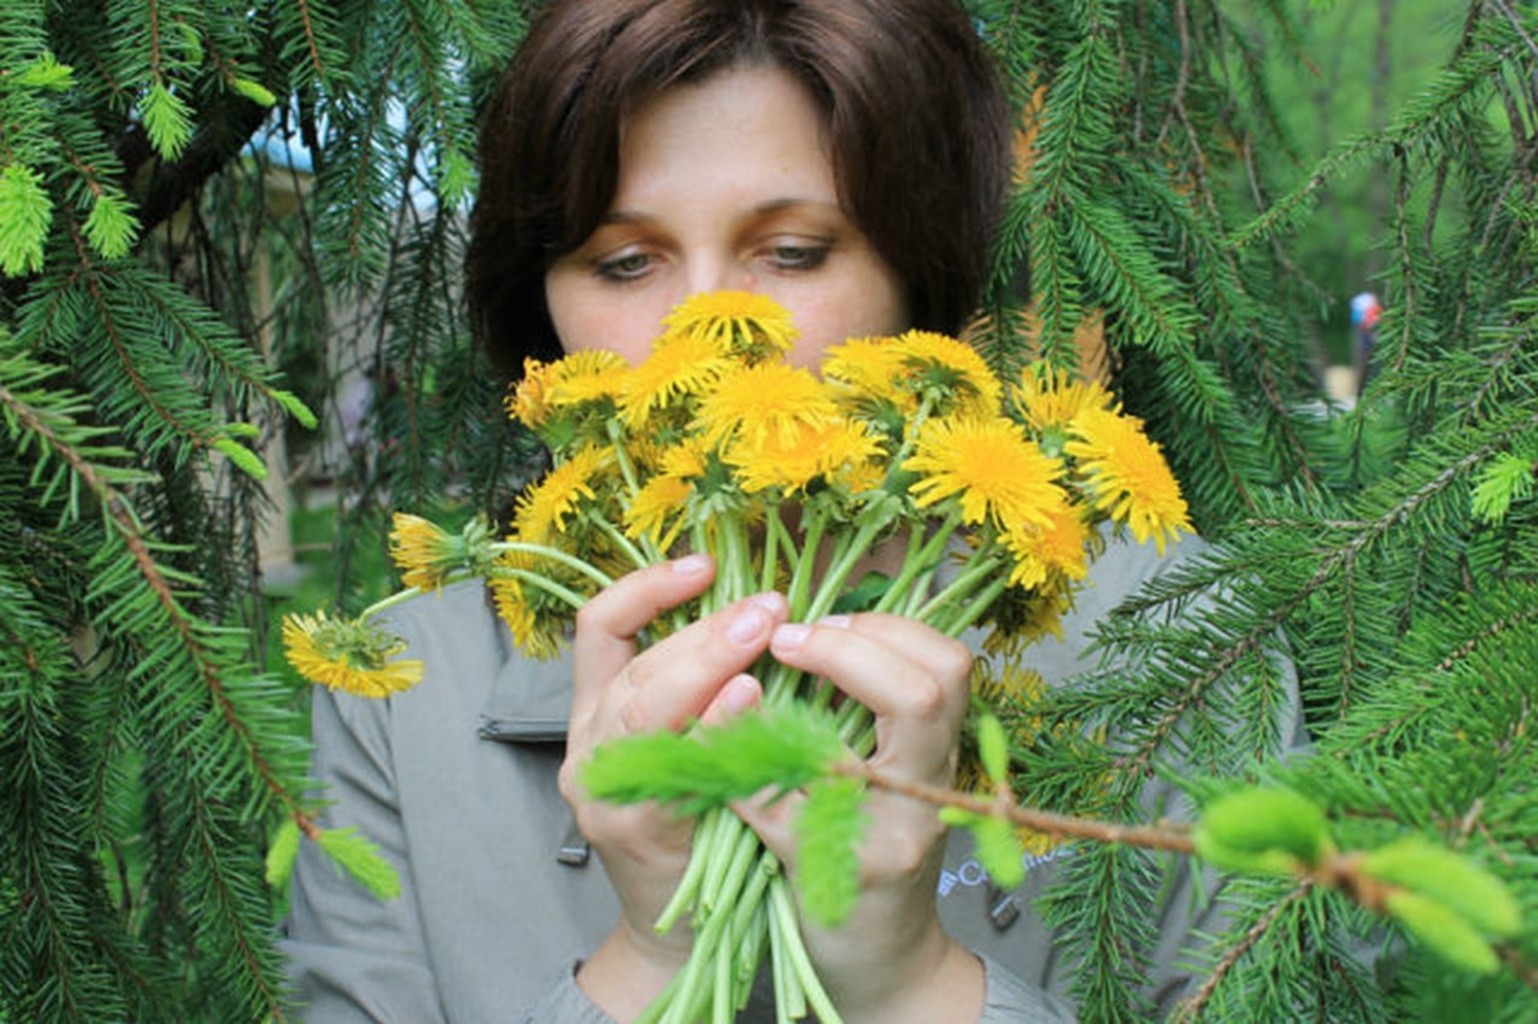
[[1173, 880, 1316, 1022], [837, 759, 1197, 855]]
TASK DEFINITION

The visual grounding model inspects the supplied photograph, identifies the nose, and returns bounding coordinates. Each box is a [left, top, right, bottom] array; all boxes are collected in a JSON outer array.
[[679, 254, 755, 303]]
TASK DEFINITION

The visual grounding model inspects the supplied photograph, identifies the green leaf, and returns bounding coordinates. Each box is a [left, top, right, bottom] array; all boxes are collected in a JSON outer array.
[[212, 437, 268, 479], [264, 818, 303, 888], [581, 704, 845, 815], [795, 776, 866, 927], [939, 807, 1026, 890], [231, 76, 278, 108], [1362, 839, 1520, 938], [1471, 452, 1533, 524], [437, 145, 476, 211], [0, 163, 52, 277], [976, 712, 1009, 785], [1384, 890, 1500, 975], [139, 82, 194, 160], [316, 827, 401, 901], [831, 571, 893, 615], [272, 388, 319, 429], [82, 191, 140, 260], [15, 54, 75, 90], [223, 422, 262, 440], [1192, 787, 1332, 874]]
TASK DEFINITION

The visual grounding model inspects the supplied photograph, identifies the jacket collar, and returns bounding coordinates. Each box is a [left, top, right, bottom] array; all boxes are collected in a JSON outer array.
[[477, 643, 575, 744]]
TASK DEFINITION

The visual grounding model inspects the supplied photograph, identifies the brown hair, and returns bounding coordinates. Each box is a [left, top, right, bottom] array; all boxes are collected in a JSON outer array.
[[466, 0, 1011, 378]]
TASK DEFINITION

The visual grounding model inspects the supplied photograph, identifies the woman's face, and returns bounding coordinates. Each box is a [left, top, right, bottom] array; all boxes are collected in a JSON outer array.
[[545, 64, 909, 367]]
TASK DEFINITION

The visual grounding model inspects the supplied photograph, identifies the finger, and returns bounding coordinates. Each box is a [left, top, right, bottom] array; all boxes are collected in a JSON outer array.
[[571, 554, 715, 715], [769, 614, 972, 723], [696, 673, 763, 728], [614, 591, 788, 734]]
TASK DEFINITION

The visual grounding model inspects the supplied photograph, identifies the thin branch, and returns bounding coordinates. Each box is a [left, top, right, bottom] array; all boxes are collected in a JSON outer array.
[[1172, 880, 1315, 1022]]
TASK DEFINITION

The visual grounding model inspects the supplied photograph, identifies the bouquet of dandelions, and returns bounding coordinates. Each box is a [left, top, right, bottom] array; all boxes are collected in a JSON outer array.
[[282, 290, 1191, 1022]]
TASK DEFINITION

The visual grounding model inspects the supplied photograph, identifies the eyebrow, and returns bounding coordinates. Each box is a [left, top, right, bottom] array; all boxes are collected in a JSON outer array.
[[599, 196, 843, 226]]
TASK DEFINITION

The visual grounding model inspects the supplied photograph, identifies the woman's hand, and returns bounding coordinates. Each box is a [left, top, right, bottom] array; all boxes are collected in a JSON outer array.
[[736, 612, 986, 1024], [562, 554, 789, 1018]]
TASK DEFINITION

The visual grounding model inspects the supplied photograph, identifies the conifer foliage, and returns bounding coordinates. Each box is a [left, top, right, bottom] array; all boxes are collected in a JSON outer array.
[[0, 1, 1534, 1021]]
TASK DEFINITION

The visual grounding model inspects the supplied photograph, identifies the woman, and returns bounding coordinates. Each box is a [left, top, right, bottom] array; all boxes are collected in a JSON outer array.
[[283, 1, 1212, 1020]]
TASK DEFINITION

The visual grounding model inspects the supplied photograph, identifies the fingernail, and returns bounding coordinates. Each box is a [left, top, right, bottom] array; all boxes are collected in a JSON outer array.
[[727, 607, 769, 645], [817, 614, 852, 629], [721, 674, 759, 714], [672, 554, 711, 576], [772, 623, 810, 652], [751, 592, 787, 615]]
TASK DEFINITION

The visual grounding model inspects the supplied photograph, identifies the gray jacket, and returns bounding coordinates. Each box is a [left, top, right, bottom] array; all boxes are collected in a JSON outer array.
[[281, 536, 1233, 1022]]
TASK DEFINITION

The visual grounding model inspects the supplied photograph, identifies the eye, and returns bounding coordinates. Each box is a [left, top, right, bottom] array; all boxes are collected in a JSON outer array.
[[764, 242, 830, 272], [595, 250, 654, 281]]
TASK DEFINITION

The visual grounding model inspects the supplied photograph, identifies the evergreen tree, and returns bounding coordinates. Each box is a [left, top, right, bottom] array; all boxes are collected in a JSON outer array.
[[0, 1, 1532, 1020]]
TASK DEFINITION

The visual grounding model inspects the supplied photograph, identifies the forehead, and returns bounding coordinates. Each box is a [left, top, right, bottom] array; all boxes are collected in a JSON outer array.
[[612, 64, 836, 204]]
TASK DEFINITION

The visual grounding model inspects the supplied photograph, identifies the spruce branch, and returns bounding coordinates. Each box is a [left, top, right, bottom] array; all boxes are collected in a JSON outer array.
[[1171, 880, 1315, 1022]]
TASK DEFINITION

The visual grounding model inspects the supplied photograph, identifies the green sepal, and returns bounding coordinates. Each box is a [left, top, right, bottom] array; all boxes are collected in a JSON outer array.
[[316, 827, 402, 901], [264, 817, 303, 888], [1384, 890, 1500, 975], [1362, 838, 1520, 938]]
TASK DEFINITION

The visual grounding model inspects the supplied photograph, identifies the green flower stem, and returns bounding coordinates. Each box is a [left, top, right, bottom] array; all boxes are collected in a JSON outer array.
[[805, 515, 891, 620], [359, 585, 425, 620], [770, 875, 841, 1023], [605, 417, 670, 562], [912, 545, 1003, 624], [871, 510, 964, 615], [488, 540, 616, 590], [786, 504, 829, 618], [940, 574, 1009, 638], [654, 805, 728, 934], [485, 567, 591, 611], [588, 510, 653, 572]]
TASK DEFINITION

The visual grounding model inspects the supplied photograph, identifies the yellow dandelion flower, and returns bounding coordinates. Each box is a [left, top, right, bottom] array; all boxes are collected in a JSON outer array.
[[1064, 408, 1191, 554], [905, 417, 1066, 528], [507, 358, 557, 430], [387, 513, 498, 591], [831, 456, 888, 496], [891, 329, 1002, 416], [659, 438, 710, 480], [624, 474, 694, 544], [662, 289, 798, 361], [489, 550, 568, 660], [981, 582, 1075, 657], [1011, 363, 1117, 434], [547, 349, 630, 408], [619, 330, 733, 427], [1000, 497, 1091, 589], [282, 611, 424, 698], [388, 513, 461, 592], [695, 363, 838, 451], [512, 445, 611, 545], [725, 418, 883, 494], [822, 335, 916, 408]]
